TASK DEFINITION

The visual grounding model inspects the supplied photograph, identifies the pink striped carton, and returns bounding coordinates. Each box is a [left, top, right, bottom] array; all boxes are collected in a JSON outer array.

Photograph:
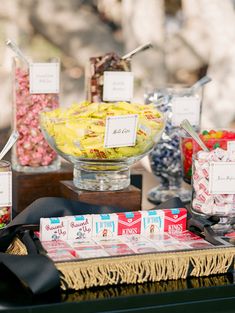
[[40, 217, 68, 241], [67, 215, 93, 241]]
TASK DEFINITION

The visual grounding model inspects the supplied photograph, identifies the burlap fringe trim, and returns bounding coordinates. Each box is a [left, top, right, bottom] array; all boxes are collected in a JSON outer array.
[[56, 248, 235, 291], [6, 238, 28, 255], [7, 238, 235, 291]]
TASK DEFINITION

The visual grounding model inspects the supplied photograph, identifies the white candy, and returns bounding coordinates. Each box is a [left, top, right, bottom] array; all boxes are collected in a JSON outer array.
[[201, 203, 213, 215], [197, 151, 209, 160], [214, 148, 226, 160], [197, 189, 212, 203], [194, 159, 204, 171], [212, 204, 231, 215], [214, 194, 226, 204], [192, 199, 204, 213], [193, 147, 235, 217]]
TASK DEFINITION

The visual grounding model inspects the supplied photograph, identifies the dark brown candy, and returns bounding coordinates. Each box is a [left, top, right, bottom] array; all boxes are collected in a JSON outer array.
[[86, 52, 131, 102]]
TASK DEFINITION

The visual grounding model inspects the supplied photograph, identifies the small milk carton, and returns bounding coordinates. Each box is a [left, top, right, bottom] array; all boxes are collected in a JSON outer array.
[[40, 217, 68, 241], [141, 210, 164, 235], [117, 211, 142, 236], [67, 215, 93, 241], [92, 213, 118, 238], [163, 208, 187, 235]]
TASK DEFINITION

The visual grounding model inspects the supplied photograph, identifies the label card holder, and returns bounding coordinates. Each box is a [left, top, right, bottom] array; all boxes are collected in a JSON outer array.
[[228, 141, 235, 158], [209, 162, 235, 194], [103, 71, 134, 101], [0, 172, 12, 207], [104, 114, 138, 148], [171, 96, 200, 127], [30, 62, 60, 94]]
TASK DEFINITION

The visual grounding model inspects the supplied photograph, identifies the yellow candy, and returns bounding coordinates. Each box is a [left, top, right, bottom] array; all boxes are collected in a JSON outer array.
[[215, 131, 223, 139], [41, 101, 164, 159], [202, 134, 210, 141], [81, 136, 104, 150], [185, 142, 193, 150], [210, 133, 217, 139], [115, 146, 141, 157]]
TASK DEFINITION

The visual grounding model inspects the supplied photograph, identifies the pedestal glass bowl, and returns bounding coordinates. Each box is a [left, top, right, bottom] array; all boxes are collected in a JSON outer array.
[[40, 102, 165, 191]]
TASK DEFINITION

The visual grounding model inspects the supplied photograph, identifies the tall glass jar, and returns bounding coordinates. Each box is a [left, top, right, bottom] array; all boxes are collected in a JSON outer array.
[[0, 161, 12, 229], [85, 52, 132, 103], [12, 57, 61, 172], [192, 148, 235, 235], [181, 129, 235, 184], [146, 85, 203, 204]]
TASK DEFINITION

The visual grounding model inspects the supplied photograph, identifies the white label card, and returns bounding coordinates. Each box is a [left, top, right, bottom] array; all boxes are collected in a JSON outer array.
[[30, 62, 60, 94], [103, 71, 134, 101], [209, 162, 235, 194], [0, 172, 12, 206], [171, 96, 200, 127], [227, 141, 235, 158], [104, 114, 138, 148]]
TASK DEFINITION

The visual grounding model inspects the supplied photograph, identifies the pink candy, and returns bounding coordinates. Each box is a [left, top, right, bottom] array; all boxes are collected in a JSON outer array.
[[13, 67, 59, 168]]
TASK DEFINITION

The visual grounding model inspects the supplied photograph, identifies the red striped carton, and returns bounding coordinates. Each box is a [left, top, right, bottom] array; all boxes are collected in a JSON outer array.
[[117, 211, 142, 236]]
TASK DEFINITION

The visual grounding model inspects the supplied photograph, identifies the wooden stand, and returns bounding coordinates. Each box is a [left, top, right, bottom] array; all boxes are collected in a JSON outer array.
[[13, 163, 143, 214], [60, 180, 142, 211], [12, 163, 73, 214]]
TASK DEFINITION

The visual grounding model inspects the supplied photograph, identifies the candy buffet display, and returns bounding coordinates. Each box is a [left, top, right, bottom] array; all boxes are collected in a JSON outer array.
[[181, 129, 235, 184], [145, 85, 202, 204], [0, 161, 12, 229], [40, 101, 165, 191], [192, 148, 235, 234], [12, 57, 61, 172]]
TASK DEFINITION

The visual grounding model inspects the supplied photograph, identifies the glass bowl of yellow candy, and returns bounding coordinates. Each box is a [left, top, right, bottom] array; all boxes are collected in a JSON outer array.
[[40, 101, 165, 191]]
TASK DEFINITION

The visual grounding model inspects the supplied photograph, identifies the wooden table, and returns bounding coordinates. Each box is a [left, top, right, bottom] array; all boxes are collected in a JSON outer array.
[[0, 269, 234, 313], [7, 160, 235, 313]]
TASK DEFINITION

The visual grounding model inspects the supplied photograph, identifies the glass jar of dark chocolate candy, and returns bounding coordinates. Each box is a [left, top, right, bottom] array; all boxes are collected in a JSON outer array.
[[145, 85, 202, 204], [0, 160, 12, 229], [85, 52, 131, 103]]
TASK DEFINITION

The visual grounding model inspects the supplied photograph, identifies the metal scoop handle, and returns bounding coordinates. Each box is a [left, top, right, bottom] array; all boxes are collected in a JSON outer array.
[[180, 119, 209, 152], [0, 131, 19, 161], [122, 43, 153, 60], [6, 39, 30, 67]]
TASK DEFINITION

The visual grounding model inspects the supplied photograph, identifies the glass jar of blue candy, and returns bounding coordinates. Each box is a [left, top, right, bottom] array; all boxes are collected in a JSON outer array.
[[145, 85, 202, 204]]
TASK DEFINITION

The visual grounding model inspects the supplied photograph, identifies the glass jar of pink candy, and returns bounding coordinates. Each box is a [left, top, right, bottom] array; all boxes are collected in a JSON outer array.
[[12, 57, 61, 172]]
